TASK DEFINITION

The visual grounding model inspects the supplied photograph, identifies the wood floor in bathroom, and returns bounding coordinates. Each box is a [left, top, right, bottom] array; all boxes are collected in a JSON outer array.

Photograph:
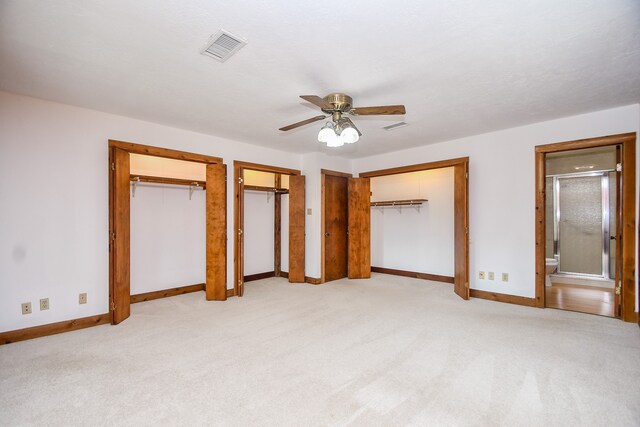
[[546, 283, 615, 317]]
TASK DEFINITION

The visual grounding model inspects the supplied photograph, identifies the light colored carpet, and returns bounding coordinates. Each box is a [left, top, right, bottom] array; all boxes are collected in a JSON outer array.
[[1, 274, 639, 426]]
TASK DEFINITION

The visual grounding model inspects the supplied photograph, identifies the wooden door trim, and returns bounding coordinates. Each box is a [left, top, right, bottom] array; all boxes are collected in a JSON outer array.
[[359, 157, 469, 178], [321, 169, 352, 283], [233, 161, 302, 296], [109, 139, 222, 164], [321, 168, 353, 178], [534, 132, 637, 322], [358, 158, 470, 299], [233, 160, 301, 176], [108, 141, 225, 324]]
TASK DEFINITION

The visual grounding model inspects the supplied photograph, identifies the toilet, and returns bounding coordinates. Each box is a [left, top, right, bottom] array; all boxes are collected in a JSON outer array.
[[545, 258, 558, 287]]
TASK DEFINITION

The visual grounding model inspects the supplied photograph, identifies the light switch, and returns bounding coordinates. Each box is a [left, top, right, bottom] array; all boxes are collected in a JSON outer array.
[[307, 208, 312, 215]]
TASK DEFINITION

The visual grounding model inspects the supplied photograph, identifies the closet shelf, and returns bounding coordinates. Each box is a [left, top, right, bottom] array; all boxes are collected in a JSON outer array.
[[370, 199, 428, 207], [130, 175, 206, 188], [243, 185, 289, 194]]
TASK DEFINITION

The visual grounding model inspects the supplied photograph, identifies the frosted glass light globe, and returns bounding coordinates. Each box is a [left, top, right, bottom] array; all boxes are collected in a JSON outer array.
[[326, 131, 343, 147], [340, 126, 359, 144], [317, 124, 335, 143]]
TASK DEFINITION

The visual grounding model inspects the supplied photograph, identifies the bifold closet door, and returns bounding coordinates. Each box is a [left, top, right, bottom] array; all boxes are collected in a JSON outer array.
[[109, 147, 131, 324], [453, 163, 470, 300], [348, 177, 371, 279], [288, 175, 306, 283], [206, 163, 227, 301]]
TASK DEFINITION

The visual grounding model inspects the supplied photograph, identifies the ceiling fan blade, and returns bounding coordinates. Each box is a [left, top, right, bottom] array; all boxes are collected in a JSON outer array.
[[351, 105, 406, 115], [279, 115, 326, 131], [300, 95, 334, 110]]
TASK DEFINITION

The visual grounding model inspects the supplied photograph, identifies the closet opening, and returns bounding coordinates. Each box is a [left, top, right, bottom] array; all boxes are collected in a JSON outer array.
[[359, 157, 470, 300], [108, 140, 227, 325], [535, 133, 637, 322], [233, 161, 305, 296]]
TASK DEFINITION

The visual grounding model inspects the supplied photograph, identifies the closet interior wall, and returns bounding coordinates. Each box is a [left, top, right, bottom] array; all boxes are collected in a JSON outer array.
[[130, 154, 206, 295], [243, 170, 289, 278], [370, 168, 455, 280]]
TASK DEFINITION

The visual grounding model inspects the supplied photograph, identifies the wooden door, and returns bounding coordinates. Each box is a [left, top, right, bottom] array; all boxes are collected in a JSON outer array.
[[288, 175, 306, 283], [348, 178, 371, 279], [453, 163, 470, 299], [324, 175, 349, 281], [109, 147, 130, 324], [206, 163, 227, 301]]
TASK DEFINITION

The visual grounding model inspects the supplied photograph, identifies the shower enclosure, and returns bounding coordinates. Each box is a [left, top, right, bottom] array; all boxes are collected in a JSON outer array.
[[546, 171, 616, 279]]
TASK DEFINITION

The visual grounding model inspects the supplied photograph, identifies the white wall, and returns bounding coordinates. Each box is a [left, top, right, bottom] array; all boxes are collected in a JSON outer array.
[[243, 191, 275, 275], [0, 91, 301, 332], [130, 184, 206, 294], [354, 104, 640, 298], [371, 168, 454, 276]]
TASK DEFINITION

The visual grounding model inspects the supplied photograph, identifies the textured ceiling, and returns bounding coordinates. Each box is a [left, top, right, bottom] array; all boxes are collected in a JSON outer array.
[[1, 1, 639, 158]]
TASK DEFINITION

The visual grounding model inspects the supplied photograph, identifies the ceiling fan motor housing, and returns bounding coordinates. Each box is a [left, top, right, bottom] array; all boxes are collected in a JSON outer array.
[[321, 93, 353, 114]]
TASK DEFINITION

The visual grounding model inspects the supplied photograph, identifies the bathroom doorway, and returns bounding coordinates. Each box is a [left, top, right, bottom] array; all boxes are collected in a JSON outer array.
[[544, 146, 618, 317], [535, 133, 636, 322]]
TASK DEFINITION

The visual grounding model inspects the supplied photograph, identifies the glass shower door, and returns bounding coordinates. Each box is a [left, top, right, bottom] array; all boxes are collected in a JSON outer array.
[[557, 176, 605, 276]]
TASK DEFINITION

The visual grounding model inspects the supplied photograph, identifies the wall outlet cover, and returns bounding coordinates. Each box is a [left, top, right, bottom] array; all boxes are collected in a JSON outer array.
[[307, 208, 312, 215], [488, 272, 495, 280], [479, 271, 485, 279], [79, 293, 87, 304], [21, 302, 32, 315], [502, 273, 509, 282], [40, 298, 49, 311]]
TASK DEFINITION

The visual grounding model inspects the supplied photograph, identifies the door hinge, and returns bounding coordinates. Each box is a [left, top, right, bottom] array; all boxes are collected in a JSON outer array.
[[465, 172, 468, 179], [238, 177, 243, 184], [110, 300, 116, 311], [111, 232, 116, 241], [616, 163, 622, 172], [111, 162, 115, 171], [615, 286, 621, 295], [465, 227, 469, 234], [238, 229, 243, 235]]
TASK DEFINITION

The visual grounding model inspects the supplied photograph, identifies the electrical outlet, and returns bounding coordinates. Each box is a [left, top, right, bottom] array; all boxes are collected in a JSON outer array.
[[79, 293, 87, 304], [479, 271, 485, 280], [502, 273, 509, 282], [307, 208, 312, 215], [40, 298, 49, 311], [488, 272, 495, 280], [21, 302, 32, 315]]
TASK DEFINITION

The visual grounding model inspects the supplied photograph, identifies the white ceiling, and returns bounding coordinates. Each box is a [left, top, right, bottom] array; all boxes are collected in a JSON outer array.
[[1, 1, 639, 158]]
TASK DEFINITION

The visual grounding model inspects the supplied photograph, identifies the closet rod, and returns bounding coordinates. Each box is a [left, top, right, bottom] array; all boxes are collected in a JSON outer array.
[[370, 199, 427, 207], [243, 185, 289, 194], [129, 175, 206, 189]]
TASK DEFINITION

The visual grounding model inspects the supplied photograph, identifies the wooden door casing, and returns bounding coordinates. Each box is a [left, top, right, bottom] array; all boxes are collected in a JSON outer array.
[[348, 177, 371, 279], [324, 175, 349, 282]]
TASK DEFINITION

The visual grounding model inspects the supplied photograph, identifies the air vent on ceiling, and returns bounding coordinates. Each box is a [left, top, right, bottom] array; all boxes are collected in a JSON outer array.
[[201, 30, 247, 62], [383, 122, 408, 131]]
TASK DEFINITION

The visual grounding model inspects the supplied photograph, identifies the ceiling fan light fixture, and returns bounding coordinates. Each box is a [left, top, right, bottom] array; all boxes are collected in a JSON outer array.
[[318, 122, 341, 146], [340, 126, 359, 144]]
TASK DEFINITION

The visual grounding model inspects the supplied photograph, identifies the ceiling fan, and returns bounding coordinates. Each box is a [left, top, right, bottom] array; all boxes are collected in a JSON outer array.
[[279, 93, 406, 147]]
